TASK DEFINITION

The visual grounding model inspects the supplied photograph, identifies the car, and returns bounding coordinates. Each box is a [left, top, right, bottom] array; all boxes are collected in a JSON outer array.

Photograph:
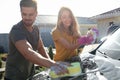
[[81, 27, 120, 80], [92, 27, 120, 60]]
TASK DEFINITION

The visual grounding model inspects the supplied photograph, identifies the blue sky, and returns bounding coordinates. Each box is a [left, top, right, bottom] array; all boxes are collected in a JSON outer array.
[[0, 0, 120, 33]]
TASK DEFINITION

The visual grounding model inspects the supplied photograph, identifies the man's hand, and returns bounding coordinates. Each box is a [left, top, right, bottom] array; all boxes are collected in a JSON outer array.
[[50, 62, 70, 75]]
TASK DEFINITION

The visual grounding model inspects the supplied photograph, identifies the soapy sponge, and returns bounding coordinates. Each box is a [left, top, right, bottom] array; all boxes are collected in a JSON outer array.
[[50, 62, 82, 78]]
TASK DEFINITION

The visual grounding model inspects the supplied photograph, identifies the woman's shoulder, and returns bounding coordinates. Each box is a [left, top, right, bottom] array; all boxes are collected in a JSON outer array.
[[52, 28, 61, 34]]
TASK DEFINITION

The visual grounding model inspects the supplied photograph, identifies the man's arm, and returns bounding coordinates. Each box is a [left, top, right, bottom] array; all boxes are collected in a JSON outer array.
[[15, 40, 54, 67], [15, 40, 69, 75]]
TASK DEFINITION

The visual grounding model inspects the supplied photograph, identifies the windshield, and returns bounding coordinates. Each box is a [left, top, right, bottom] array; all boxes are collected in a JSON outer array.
[[97, 28, 120, 59]]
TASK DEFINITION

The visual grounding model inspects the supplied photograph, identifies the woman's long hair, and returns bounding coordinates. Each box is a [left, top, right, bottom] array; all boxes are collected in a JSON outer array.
[[54, 7, 81, 38]]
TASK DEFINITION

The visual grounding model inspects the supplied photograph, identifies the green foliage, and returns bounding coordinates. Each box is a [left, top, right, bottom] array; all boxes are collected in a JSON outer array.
[[0, 55, 3, 79], [48, 45, 54, 60], [0, 56, 2, 68]]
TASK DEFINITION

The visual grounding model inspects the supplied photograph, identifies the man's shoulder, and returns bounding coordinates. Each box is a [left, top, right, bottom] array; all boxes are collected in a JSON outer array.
[[109, 25, 119, 29], [12, 21, 23, 29], [10, 21, 24, 34]]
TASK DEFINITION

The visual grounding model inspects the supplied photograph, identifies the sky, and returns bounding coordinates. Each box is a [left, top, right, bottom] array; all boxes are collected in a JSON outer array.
[[0, 0, 120, 33]]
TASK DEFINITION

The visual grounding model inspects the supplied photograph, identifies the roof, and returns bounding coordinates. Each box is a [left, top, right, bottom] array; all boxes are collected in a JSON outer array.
[[101, 7, 120, 15], [35, 15, 96, 25], [35, 15, 57, 24], [91, 7, 120, 20]]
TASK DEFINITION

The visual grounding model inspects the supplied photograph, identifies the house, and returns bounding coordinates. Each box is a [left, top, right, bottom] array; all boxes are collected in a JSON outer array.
[[91, 7, 120, 39]]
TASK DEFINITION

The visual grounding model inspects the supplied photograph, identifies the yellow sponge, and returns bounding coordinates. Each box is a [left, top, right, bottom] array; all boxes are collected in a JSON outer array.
[[50, 62, 82, 78]]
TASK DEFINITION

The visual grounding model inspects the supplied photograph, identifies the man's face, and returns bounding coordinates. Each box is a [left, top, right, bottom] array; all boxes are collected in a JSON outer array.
[[21, 7, 37, 27]]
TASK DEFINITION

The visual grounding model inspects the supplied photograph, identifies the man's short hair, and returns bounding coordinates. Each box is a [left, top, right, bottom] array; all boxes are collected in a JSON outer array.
[[109, 22, 114, 25], [20, 0, 37, 10]]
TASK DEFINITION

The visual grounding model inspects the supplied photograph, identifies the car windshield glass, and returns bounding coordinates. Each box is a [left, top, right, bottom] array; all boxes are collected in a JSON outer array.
[[97, 28, 120, 59]]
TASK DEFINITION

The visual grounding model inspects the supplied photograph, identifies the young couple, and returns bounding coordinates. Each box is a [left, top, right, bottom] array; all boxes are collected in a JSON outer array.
[[5, 0, 89, 80]]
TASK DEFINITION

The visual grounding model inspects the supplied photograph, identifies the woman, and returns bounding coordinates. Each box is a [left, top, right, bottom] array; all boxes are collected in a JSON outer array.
[[51, 7, 84, 61]]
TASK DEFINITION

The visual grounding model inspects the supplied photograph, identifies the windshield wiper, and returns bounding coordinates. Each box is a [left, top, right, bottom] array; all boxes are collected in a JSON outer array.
[[97, 50, 108, 58]]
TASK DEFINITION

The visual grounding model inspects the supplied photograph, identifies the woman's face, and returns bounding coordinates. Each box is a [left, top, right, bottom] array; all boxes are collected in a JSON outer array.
[[61, 10, 72, 29]]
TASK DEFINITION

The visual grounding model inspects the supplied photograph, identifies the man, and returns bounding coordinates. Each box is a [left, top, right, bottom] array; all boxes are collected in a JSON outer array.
[[107, 22, 119, 35], [4, 0, 68, 80]]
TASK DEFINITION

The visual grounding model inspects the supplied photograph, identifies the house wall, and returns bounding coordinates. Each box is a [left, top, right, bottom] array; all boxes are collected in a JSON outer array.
[[38, 24, 55, 48], [80, 24, 97, 35]]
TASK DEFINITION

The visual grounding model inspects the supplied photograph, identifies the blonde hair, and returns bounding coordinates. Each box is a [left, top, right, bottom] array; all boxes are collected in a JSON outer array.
[[55, 7, 81, 38]]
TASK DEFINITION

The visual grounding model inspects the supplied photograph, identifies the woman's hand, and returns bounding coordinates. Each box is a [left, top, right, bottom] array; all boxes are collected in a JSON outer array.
[[77, 36, 87, 45], [77, 35, 94, 45]]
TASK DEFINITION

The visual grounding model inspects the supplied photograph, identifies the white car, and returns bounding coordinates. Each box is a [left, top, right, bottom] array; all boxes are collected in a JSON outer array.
[[96, 28, 120, 60], [80, 28, 120, 80]]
